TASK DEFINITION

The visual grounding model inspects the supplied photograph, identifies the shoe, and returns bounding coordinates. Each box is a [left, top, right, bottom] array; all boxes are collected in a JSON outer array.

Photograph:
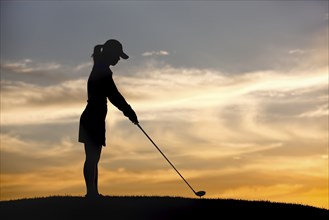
[[85, 193, 104, 199], [98, 193, 105, 198]]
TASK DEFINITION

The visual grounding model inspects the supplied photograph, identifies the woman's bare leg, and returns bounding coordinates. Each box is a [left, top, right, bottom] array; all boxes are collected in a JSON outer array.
[[83, 143, 102, 197]]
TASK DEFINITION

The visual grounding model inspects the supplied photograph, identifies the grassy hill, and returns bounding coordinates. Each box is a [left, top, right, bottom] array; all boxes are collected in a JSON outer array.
[[0, 196, 328, 219]]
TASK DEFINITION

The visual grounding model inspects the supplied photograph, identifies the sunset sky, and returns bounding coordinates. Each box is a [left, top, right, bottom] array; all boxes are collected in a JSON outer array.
[[1, 1, 328, 209]]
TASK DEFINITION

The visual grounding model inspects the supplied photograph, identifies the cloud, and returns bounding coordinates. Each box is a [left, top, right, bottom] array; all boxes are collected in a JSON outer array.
[[298, 104, 328, 118], [2, 58, 327, 132], [1, 79, 86, 125], [1, 59, 90, 86], [288, 49, 305, 55], [2, 59, 61, 73], [142, 50, 169, 57], [0, 134, 81, 173], [73, 61, 93, 72], [1, 59, 327, 208]]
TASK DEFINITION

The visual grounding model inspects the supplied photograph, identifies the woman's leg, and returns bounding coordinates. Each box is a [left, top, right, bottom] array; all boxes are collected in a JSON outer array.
[[83, 143, 102, 197]]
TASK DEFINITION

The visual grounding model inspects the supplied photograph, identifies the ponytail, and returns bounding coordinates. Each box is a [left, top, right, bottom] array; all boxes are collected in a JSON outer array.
[[91, 44, 103, 62]]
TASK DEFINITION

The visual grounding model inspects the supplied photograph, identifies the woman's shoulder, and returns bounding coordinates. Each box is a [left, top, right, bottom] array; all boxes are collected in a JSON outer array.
[[89, 72, 113, 85], [92, 63, 108, 72]]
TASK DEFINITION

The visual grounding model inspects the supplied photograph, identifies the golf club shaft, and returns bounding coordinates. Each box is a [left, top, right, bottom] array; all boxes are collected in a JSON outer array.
[[136, 123, 197, 194]]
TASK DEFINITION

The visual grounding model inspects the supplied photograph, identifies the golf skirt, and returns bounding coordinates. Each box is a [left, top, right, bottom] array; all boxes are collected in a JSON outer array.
[[78, 104, 107, 147]]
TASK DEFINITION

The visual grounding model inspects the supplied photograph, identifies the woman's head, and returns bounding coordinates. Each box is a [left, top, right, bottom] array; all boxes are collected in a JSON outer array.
[[92, 39, 129, 65]]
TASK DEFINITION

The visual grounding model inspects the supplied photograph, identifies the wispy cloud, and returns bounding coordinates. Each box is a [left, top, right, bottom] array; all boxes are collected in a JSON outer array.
[[1, 59, 90, 86], [73, 61, 92, 72], [1, 79, 86, 125], [298, 104, 328, 118], [288, 49, 305, 55], [1, 59, 61, 73], [142, 50, 169, 57]]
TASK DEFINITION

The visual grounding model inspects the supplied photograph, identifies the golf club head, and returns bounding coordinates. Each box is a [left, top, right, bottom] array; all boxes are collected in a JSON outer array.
[[195, 191, 206, 198]]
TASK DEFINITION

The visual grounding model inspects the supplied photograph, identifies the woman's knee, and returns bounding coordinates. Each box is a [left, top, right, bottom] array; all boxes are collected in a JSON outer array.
[[84, 143, 102, 163]]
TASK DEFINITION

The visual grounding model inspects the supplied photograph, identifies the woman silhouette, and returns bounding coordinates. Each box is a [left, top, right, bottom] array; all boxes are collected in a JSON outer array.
[[79, 39, 138, 198]]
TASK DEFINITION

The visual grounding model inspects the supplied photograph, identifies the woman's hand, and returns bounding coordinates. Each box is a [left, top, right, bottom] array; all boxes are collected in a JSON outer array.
[[124, 106, 139, 124], [129, 111, 139, 124]]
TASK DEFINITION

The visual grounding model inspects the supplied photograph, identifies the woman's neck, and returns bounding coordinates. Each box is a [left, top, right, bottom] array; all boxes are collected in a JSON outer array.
[[94, 62, 109, 69]]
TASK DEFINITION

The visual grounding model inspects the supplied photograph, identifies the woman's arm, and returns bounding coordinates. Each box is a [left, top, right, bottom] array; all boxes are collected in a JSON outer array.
[[107, 76, 138, 124]]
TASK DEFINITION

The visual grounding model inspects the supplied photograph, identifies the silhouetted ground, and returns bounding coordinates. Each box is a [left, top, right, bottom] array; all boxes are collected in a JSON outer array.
[[0, 196, 328, 219]]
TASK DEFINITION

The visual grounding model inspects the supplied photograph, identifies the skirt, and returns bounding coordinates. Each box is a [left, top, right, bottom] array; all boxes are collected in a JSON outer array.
[[78, 104, 107, 147]]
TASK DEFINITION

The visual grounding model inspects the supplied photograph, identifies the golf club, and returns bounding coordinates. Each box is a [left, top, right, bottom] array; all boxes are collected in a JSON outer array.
[[136, 123, 206, 198]]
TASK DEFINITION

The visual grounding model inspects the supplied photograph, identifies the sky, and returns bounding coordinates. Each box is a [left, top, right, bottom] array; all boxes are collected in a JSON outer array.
[[1, 0, 328, 209]]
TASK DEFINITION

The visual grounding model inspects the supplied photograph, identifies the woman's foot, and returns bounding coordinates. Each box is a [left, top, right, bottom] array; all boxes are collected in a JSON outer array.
[[85, 193, 104, 199]]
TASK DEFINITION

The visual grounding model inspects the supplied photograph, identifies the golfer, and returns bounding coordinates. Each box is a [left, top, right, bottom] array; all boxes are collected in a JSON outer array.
[[79, 39, 138, 198]]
